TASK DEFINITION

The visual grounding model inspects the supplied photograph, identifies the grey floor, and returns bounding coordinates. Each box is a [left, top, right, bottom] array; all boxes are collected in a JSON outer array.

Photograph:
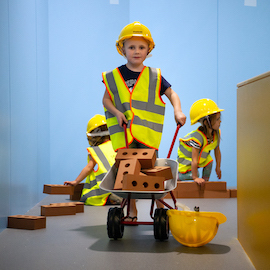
[[0, 195, 255, 270]]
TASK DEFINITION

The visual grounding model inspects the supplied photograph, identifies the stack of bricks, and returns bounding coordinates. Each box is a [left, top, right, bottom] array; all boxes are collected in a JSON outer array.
[[113, 148, 173, 192], [41, 184, 84, 216], [164, 181, 237, 198]]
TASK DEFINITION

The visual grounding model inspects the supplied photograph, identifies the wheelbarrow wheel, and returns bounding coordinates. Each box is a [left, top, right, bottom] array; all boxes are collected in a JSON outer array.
[[107, 207, 124, 240], [154, 208, 169, 241]]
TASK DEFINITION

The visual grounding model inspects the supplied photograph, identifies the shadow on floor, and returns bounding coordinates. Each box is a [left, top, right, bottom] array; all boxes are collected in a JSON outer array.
[[72, 224, 231, 254]]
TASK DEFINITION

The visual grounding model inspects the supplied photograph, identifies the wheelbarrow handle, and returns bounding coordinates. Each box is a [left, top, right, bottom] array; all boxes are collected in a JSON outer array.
[[167, 123, 182, 159], [123, 123, 129, 149]]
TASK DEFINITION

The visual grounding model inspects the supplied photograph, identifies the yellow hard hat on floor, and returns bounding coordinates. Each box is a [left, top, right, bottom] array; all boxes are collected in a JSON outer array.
[[116, 21, 155, 56], [167, 209, 227, 247]]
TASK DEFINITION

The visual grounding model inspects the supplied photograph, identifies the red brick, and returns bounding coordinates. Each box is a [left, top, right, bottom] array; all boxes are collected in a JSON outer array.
[[114, 159, 141, 190], [202, 181, 227, 191], [43, 184, 74, 195], [50, 202, 84, 213], [230, 189, 237, 198], [122, 174, 165, 191], [177, 190, 204, 198], [115, 148, 156, 169], [141, 166, 173, 180], [69, 183, 84, 201], [203, 190, 231, 198], [8, 215, 46, 230], [176, 181, 201, 192], [41, 204, 76, 216]]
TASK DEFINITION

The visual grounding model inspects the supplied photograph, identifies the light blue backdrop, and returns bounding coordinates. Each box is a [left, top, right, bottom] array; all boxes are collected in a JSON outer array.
[[1, 0, 269, 233]]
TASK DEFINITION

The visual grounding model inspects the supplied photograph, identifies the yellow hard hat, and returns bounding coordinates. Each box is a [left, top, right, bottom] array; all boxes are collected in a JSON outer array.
[[167, 209, 227, 247], [116, 21, 155, 56], [190, 98, 224, 125], [86, 114, 107, 134]]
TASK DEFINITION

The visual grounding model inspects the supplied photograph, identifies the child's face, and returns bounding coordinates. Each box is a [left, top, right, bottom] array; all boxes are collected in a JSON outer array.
[[123, 37, 149, 68], [211, 112, 221, 130]]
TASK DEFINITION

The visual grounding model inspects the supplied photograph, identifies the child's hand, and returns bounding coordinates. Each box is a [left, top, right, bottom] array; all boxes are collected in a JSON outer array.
[[194, 177, 205, 186], [175, 111, 186, 126], [215, 167, 221, 179], [64, 181, 77, 186], [116, 111, 128, 127]]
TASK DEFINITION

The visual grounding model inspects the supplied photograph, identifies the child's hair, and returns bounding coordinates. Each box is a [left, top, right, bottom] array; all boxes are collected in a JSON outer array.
[[87, 124, 110, 146], [198, 113, 220, 142], [86, 115, 110, 146]]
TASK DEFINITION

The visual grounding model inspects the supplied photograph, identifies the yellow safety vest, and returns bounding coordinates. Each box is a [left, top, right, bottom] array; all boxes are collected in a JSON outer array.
[[80, 140, 116, 206], [102, 66, 166, 151], [177, 128, 220, 173]]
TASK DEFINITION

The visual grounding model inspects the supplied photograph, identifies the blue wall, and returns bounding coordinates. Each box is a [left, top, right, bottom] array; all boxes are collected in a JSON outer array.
[[1, 0, 270, 233]]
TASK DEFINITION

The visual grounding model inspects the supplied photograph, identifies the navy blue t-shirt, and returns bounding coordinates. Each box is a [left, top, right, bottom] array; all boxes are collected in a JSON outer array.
[[118, 65, 171, 95]]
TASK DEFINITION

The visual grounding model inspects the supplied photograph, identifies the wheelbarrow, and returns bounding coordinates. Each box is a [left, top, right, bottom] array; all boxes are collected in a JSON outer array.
[[100, 124, 227, 246], [100, 124, 181, 241]]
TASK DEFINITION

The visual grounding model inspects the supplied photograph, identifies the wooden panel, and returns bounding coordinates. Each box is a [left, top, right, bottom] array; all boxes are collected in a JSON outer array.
[[237, 71, 270, 270]]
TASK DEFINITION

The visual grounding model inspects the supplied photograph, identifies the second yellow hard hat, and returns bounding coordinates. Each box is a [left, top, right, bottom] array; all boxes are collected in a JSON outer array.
[[190, 98, 224, 125]]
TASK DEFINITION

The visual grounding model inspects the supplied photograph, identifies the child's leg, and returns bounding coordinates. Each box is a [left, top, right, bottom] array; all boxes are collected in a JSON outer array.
[[202, 162, 213, 181], [156, 200, 164, 208], [125, 199, 138, 221]]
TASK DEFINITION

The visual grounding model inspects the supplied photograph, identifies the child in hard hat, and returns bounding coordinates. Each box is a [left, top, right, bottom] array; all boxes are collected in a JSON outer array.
[[177, 99, 224, 185], [102, 21, 186, 221], [64, 114, 122, 206]]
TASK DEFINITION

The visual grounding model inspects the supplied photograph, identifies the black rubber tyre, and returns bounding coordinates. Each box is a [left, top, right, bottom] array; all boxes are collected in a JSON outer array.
[[107, 207, 124, 240], [153, 208, 169, 241]]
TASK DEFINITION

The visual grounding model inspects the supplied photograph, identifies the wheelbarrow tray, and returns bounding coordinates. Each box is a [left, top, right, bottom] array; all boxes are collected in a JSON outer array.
[[100, 158, 178, 200]]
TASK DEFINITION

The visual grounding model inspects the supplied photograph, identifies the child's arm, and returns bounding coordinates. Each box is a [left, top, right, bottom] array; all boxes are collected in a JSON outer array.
[[214, 146, 221, 179], [164, 87, 186, 126], [191, 147, 205, 185], [64, 156, 96, 186], [102, 90, 128, 127]]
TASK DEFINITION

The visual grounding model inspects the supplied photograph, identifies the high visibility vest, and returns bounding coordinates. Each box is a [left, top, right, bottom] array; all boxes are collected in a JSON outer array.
[[80, 140, 116, 206], [102, 66, 166, 151], [177, 128, 220, 173]]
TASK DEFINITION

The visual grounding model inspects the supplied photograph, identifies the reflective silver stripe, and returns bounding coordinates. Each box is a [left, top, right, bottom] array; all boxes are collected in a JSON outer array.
[[179, 144, 192, 157], [108, 124, 123, 134], [80, 188, 108, 202], [106, 72, 126, 112], [177, 157, 191, 165], [201, 151, 209, 159], [184, 132, 203, 145], [83, 181, 97, 190], [133, 115, 163, 132], [106, 72, 118, 94], [106, 119, 132, 134], [92, 146, 111, 171], [83, 173, 107, 190], [105, 110, 115, 119], [193, 132, 203, 143], [132, 67, 164, 115], [148, 67, 157, 104], [132, 100, 165, 115]]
